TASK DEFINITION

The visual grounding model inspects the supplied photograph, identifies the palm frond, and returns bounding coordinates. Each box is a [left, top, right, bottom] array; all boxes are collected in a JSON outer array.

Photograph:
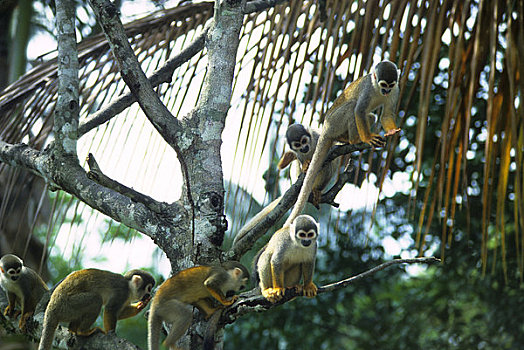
[[0, 0, 521, 278]]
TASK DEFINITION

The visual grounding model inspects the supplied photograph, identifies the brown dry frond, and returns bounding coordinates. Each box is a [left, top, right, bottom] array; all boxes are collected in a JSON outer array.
[[0, 0, 521, 278]]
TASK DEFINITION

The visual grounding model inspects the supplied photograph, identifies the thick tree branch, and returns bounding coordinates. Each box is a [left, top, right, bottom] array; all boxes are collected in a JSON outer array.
[[54, 0, 79, 159], [0, 141, 186, 253], [86, 153, 171, 215], [78, 1, 287, 137], [229, 142, 372, 259], [221, 257, 440, 324], [88, 0, 196, 254], [88, 0, 182, 146], [77, 28, 208, 137], [245, 0, 287, 12]]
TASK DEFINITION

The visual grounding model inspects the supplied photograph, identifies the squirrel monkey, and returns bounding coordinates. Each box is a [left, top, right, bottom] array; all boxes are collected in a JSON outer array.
[[38, 268, 155, 350], [278, 123, 338, 205], [232, 124, 337, 246], [254, 215, 318, 303], [0, 254, 48, 331], [285, 60, 401, 227], [147, 261, 249, 350]]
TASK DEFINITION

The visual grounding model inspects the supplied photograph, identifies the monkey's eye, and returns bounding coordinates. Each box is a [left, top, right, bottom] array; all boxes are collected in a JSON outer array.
[[145, 284, 153, 293], [292, 141, 302, 149], [379, 80, 396, 89], [300, 136, 309, 145]]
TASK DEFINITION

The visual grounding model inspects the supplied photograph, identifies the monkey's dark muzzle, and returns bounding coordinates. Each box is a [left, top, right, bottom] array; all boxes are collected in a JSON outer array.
[[381, 88, 391, 96], [300, 145, 310, 153], [301, 240, 312, 247], [10, 276, 19, 281]]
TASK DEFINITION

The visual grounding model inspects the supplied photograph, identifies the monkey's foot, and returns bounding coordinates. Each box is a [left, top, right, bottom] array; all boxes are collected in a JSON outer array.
[[384, 128, 401, 137], [74, 327, 104, 337], [261, 287, 285, 303], [18, 312, 34, 332], [302, 282, 318, 298]]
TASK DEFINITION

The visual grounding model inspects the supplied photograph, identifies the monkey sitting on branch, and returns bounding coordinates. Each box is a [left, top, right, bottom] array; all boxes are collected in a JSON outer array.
[[285, 60, 402, 227], [38, 268, 155, 350], [147, 261, 249, 350], [254, 215, 319, 303], [0, 254, 48, 331]]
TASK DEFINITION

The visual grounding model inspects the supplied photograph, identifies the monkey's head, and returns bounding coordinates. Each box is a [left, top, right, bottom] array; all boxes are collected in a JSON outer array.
[[286, 124, 312, 154], [125, 269, 155, 302], [290, 215, 319, 248], [372, 60, 400, 96], [0, 254, 24, 282], [221, 261, 250, 295]]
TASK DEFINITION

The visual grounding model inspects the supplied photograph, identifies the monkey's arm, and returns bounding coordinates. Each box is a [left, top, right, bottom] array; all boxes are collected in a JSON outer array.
[[277, 151, 297, 170], [194, 298, 221, 318], [204, 274, 237, 306], [355, 99, 384, 147], [259, 251, 288, 303], [103, 297, 129, 332], [300, 261, 317, 298], [4, 292, 18, 317], [270, 250, 286, 292], [381, 87, 401, 136], [117, 298, 150, 320]]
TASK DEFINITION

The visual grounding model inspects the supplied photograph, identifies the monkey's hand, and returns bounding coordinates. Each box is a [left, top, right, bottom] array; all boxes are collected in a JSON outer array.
[[384, 128, 401, 137], [135, 300, 149, 312], [302, 282, 318, 298], [301, 159, 311, 173], [261, 287, 286, 303], [366, 134, 386, 148], [222, 295, 238, 306]]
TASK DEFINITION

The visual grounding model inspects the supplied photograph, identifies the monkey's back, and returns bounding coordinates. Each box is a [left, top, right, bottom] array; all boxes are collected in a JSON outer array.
[[323, 74, 373, 143], [152, 266, 215, 305], [48, 269, 127, 312]]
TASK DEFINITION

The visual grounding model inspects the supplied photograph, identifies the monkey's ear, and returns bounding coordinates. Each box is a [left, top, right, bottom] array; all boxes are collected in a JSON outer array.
[[278, 151, 296, 170], [131, 275, 143, 287], [233, 267, 243, 277]]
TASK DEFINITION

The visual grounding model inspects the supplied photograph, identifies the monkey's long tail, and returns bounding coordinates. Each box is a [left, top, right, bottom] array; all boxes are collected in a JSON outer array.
[[38, 310, 58, 350], [232, 196, 281, 245], [147, 311, 162, 350], [285, 133, 331, 227]]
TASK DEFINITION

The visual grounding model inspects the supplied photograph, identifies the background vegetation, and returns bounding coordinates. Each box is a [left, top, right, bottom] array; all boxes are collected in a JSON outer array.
[[0, 0, 522, 349]]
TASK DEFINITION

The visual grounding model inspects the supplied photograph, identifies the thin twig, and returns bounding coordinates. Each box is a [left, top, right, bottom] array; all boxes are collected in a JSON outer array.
[[221, 257, 440, 323]]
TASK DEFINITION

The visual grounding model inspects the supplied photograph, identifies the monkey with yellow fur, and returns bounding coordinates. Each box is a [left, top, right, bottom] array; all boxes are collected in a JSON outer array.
[[147, 261, 249, 350], [38, 268, 155, 350], [285, 60, 401, 227], [254, 215, 319, 303], [0, 254, 48, 331]]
